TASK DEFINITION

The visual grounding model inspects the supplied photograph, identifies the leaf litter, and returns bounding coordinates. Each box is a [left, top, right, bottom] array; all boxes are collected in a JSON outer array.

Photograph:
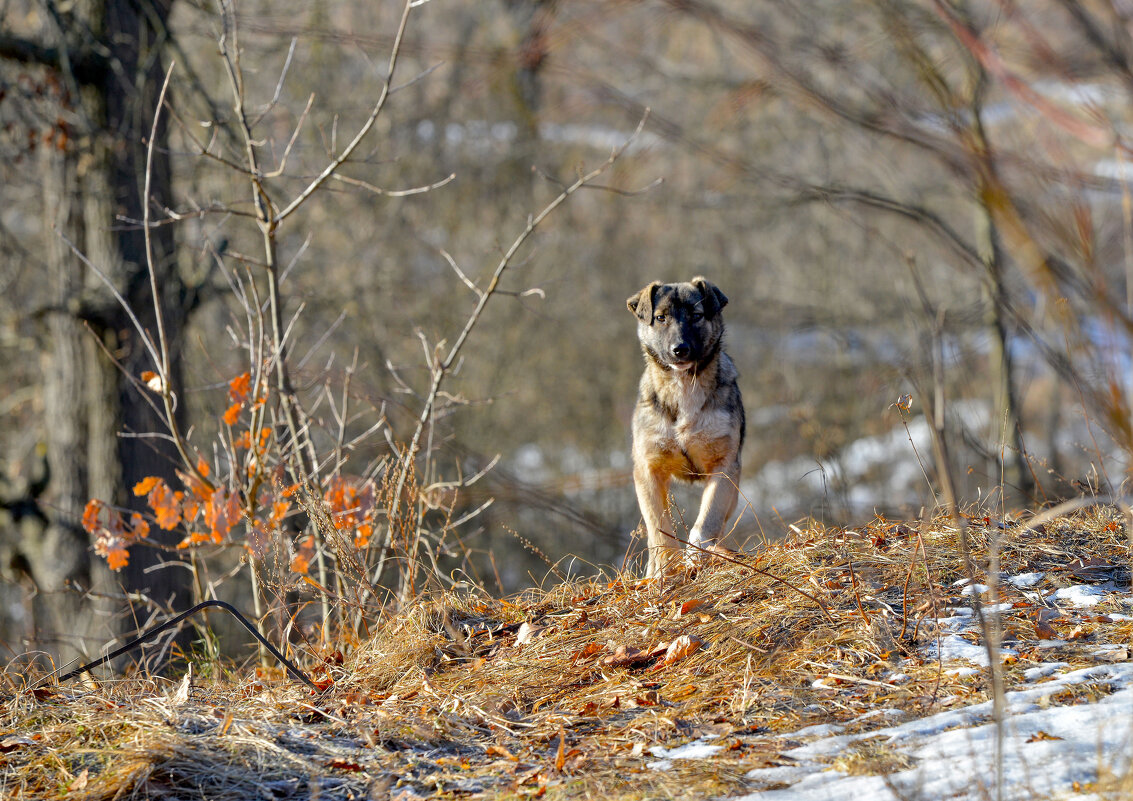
[[2, 506, 1132, 799]]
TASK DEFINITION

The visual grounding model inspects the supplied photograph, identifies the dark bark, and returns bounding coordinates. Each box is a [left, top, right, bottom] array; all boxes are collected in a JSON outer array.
[[2, 0, 189, 670]]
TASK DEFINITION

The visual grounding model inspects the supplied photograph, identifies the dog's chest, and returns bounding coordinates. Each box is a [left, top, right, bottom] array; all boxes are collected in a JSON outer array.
[[654, 380, 732, 446]]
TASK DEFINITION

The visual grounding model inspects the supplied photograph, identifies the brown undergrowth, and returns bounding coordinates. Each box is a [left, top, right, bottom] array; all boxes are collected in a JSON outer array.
[[2, 506, 1131, 799]]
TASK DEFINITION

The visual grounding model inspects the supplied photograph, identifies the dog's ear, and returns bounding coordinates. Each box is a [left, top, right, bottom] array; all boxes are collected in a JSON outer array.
[[627, 281, 661, 322], [692, 276, 728, 318]]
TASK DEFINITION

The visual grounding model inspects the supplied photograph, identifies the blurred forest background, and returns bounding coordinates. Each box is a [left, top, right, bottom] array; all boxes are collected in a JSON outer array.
[[2, 0, 1133, 668]]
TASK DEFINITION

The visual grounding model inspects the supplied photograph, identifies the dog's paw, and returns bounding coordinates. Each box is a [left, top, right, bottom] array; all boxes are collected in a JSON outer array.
[[646, 546, 684, 580], [684, 542, 737, 571]]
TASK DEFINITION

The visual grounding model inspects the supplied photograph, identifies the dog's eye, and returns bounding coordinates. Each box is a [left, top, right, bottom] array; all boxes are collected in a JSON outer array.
[[654, 314, 667, 324], [690, 312, 704, 322]]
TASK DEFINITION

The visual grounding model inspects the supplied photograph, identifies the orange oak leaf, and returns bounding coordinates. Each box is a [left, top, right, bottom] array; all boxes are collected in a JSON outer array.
[[129, 513, 150, 540], [145, 480, 182, 531], [81, 499, 103, 534], [228, 372, 252, 402], [222, 402, 242, 426], [133, 476, 160, 497], [270, 500, 290, 527], [291, 535, 315, 575], [106, 547, 130, 571]]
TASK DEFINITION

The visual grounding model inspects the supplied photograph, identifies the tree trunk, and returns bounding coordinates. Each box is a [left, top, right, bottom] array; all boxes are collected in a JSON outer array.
[[5, 0, 189, 671]]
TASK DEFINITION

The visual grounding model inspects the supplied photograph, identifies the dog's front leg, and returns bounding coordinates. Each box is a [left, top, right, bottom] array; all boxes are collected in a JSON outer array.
[[688, 464, 740, 557], [633, 463, 676, 578]]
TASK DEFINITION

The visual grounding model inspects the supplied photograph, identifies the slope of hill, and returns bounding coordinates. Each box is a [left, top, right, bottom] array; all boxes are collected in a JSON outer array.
[[3, 506, 1131, 800]]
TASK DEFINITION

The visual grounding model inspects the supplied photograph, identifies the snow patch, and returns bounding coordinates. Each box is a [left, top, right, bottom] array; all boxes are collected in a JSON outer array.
[[1049, 585, 1108, 607], [929, 635, 1017, 666], [1007, 572, 1044, 588], [731, 664, 1133, 801], [648, 737, 724, 770], [792, 723, 845, 738], [1024, 663, 1069, 681]]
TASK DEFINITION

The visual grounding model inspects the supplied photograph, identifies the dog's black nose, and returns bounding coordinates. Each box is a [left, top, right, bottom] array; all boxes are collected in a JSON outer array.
[[671, 343, 690, 360]]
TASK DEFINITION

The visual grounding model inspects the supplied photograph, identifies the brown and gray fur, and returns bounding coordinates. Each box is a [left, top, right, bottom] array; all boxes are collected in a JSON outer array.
[[627, 277, 745, 577]]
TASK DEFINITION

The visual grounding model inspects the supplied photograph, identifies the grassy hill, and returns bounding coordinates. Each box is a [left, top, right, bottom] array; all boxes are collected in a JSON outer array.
[[3, 505, 1132, 800]]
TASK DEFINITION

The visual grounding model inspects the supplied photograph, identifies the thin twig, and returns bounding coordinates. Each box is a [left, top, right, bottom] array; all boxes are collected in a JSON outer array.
[[143, 61, 212, 488], [274, 0, 416, 222], [252, 36, 298, 127], [376, 111, 655, 601], [330, 171, 456, 197]]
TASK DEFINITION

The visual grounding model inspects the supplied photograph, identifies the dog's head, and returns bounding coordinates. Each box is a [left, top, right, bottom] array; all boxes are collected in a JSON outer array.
[[627, 276, 729, 372]]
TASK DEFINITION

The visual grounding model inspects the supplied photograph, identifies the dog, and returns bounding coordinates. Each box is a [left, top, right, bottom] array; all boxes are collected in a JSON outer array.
[[626, 276, 745, 577]]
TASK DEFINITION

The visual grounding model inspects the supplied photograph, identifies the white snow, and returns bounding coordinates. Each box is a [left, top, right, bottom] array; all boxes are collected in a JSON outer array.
[[928, 635, 1017, 666], [792, 723, 845, 738], [648, 737, 724, 770], [935, 616, 973, 630], [1023, 662, 1069, 681], [1049, 585, 1109, 607], [850, 709, 905, 724], [1006, 572, 1044, 588], [733, 664, 1133, 801]]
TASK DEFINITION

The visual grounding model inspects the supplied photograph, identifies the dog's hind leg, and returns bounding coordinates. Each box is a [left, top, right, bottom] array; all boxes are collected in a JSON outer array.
[[688, 464, 740, 556], [633, 463, 678, 578]]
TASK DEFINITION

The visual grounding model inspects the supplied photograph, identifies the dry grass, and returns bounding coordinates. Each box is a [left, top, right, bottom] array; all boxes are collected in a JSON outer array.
[[3, 506, 1131, 799]]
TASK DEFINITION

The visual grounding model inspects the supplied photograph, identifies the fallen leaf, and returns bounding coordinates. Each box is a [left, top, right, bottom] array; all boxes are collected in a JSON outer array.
[[517, 622, 548, 646], [1033, 609, 1060, 639], [486, 744, 518, 761], [663, 634, 704, 664], [1068, 557, 1117, 581], [69, 769, 89, 792], [1066, 625, 1091, 641], [1026, 730, 1063, 742], [634, 690, 660, 706], [571, 642, 604, 664], [554, 727, 566, 771], [1092, 647, 1131, 663], [679, 599, 705, 617], [326, 758, 364, 772], [0, 735, 34, 753], [601, 644, 649, 668]]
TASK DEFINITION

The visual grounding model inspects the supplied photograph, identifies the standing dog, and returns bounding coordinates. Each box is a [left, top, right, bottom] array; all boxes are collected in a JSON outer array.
[[627, 277, 745, 577]]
